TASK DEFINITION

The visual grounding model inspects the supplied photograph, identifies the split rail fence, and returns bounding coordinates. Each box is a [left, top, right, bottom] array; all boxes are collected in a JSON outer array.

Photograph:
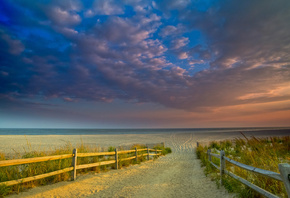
[[197, 142, 290, 198], [0, 147, 162, 187]]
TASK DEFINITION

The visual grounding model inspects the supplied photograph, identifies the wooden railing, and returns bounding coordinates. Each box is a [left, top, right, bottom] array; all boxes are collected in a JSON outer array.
[[203, 147, 290, 198], [0, 147, 162, 186]]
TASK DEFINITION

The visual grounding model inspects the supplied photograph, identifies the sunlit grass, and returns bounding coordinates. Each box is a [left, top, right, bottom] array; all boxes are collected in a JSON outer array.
[[0, 141, 171, 197], [196, 135, 289, 198]]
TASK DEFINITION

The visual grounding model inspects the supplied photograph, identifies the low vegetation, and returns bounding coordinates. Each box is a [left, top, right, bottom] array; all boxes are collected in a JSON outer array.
[[196, 135, 289, 198], [0, 142, 171, 197], [153, 145, 172, 155]]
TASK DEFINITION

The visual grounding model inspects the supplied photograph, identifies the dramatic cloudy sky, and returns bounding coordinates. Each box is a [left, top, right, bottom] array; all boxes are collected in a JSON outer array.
[[0, 0, 290, 128]]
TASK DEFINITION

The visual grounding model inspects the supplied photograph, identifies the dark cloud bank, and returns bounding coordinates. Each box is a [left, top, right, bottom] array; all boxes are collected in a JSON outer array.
[[0, 0, 290, 113]]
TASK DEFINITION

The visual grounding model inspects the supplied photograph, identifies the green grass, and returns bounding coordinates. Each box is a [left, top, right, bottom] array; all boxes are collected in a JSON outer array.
[[153, 145, 172, 155], [196, 135, 289, 198], [0, 142, 171, 197]]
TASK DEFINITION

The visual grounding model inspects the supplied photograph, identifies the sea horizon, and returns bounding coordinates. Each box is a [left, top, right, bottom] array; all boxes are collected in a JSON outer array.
[[1, 127, 290, 135]]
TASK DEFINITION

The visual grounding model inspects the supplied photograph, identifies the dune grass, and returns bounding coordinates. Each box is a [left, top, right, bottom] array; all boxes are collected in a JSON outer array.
[[196, 135, 289, 198], [0, 142, 171, 197]]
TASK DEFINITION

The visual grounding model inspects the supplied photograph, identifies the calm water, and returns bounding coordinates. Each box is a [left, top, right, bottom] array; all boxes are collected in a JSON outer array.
[[0, 127, 289, 135]]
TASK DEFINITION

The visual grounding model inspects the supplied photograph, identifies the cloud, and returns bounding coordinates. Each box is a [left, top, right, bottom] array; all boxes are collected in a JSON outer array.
[[93, 17, 151, 44], [134, 5, 147, 13], [0, 0, 290, 119], [63, 97, 75, 102], [84, 9, 94, 18], [181, 0, 290, 70], [43, 1, 82, 26], [155, 0, 191, 13], [178, 52, 188, 59], [189, 59, 204, 66], [171, 37, 189, 49], [92, 0, 124, 16], [0, 31, 24, 55], [159, 24, 185, 37], [188, 45, 211, 60], [48, 7, 81, 26]]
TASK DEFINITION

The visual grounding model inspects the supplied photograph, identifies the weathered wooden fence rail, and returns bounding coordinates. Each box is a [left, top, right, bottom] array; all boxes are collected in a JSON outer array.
[[0, 147, 162, 187], [201, 144, 290, 198]]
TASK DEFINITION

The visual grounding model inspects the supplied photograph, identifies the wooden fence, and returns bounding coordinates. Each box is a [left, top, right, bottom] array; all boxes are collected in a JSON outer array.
[[0, 147, 162, 187], [199, 143, 290, 198]]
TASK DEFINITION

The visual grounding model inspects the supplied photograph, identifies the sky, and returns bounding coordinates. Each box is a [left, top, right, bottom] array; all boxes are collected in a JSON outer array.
[[0, 0, 290, 128]]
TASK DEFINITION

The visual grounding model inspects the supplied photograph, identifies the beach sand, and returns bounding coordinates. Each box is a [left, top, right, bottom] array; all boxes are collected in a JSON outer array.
[[2, 129, 290, 198], [1, 129, 289, 155]]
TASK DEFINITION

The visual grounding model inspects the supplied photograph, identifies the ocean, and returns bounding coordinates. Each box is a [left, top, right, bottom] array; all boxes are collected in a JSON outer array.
[[0, 127, 289, 135]]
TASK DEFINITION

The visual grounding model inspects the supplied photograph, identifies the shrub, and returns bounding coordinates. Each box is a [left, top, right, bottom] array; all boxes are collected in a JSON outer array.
[[0, 185, 10, 198], [196, 135, 289, 198], [164, 147, 172, 154], [108, 146, 115, 152], [153, 145, 172, 155]]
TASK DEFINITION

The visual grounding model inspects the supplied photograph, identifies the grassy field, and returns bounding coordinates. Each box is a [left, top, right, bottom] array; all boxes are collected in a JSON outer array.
[[0, 142, 171, 197], [196, 135, 289, 198]]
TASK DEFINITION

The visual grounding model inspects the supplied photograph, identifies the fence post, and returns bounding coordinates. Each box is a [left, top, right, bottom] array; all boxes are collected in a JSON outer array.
[[197, 142, 199, 147], [135, 147, 138, 163], [115, 148, 118, 170], [162, 142, 165, 148], [155, 148, 157, 157], [207, 149, 211, 161], [147, 147, 150, 160], [71, 148, 77, 181], [220, 150, 225, 185], [278, 163, 290, 197]]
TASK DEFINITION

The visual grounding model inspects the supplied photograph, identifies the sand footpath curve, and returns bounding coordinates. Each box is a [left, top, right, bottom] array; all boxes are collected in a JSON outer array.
[[7, 133, 235, 198]]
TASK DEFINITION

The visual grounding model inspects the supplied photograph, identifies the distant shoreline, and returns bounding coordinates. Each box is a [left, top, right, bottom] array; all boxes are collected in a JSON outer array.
[[0, 127, 289, 135], [194, 128, 290, 136]]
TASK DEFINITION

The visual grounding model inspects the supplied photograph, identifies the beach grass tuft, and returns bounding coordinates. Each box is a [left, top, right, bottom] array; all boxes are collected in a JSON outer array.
[[196, 135, 289, 198]]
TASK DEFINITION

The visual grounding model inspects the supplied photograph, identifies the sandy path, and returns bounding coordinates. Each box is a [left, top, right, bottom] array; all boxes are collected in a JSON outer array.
[[7, 133, 234, 198]]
